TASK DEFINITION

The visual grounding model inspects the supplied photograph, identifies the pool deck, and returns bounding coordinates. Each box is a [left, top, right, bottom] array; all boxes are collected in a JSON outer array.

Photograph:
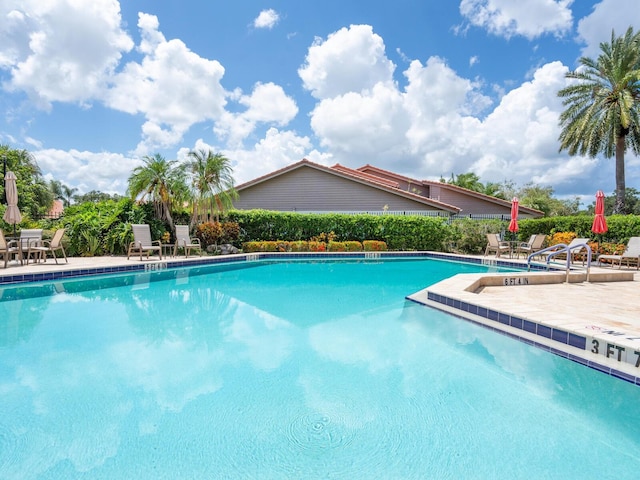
[[1, 252, 639, 384]]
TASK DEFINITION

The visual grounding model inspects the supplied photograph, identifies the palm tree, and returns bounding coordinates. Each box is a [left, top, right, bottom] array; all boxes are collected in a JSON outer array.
[[127, 154, 185, 231], [558, 27, 640, 214], [61, 185, 78, 206], [185, 149, 237, 225]]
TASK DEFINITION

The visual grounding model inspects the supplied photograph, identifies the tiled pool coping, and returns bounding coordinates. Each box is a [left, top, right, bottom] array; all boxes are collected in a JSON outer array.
[[0, 251, 545, 285]]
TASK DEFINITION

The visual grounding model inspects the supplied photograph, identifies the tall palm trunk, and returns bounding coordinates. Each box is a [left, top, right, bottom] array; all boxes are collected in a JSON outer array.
[[614, 134, 626, 214]]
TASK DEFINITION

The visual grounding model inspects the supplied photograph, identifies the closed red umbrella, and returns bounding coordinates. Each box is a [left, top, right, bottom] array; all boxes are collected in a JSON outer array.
[[508, 197, 519, 234], [591, 190, 608, 234]]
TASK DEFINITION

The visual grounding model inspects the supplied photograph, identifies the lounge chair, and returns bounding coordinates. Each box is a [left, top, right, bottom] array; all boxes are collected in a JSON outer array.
[[173, 225, 202, 258], [127, 224, 163, 261], [0, 230, 22, 268], [566, 238, 591, 265], [484, 233, 510, 257], [27, 228, 68, 264], [514, 234, 546, 259], [19, 229, 43, 264], [543, 238, 590, 265], [598, 237, 640, 269]]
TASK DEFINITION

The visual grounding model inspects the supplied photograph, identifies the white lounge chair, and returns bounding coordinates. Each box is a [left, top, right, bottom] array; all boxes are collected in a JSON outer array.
[[598, 237, 640, 269], [127, 224, 163, 261], [484, 233, 510, 257], [19, 229, 43, 264], [173, 225, 202, 258], [544, 237, 590, 265], [27, 228, 68, 264], [514, 234, 546, 259]]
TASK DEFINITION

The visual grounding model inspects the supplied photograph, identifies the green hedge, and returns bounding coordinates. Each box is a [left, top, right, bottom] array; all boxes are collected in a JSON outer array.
[[224, 210, 449, 251], [31, 202, 640, 256], [518, 214, 640, 244]]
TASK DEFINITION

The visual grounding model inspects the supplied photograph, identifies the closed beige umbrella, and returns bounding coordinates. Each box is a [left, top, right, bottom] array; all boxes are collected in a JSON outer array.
[[3, 171, 22, 236]]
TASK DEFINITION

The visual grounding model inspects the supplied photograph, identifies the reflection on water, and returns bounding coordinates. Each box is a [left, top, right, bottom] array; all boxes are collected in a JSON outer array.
[[0, 259, 639, 479]]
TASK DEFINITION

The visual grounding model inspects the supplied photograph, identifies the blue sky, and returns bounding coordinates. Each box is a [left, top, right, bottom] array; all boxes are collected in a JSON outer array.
[[0, 0, 639, 205]]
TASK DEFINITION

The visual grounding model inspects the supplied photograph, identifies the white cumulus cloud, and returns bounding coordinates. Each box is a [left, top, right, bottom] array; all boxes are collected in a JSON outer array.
[[0, 0, 133, 109], [576, 0, 640, 58], [459, 0, 574, 39], [106, 13, 227, 156], [253, 9, 280, 29], [214, 82, 298, 147], [299, 25, 396, 99]]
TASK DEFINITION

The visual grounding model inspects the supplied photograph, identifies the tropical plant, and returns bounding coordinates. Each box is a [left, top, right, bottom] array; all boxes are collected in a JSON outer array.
[[62, 184, 78, 206], [558, 27, 640, 214], [0, 145, 54, 220], [185, 149, 238, 225], [127, 153, 186, 231]]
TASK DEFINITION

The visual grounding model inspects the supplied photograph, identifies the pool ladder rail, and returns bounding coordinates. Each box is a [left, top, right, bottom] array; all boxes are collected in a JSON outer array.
[[526, 242, 592, 283]]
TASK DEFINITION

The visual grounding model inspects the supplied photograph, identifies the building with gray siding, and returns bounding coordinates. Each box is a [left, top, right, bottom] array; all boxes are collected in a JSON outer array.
[[233, 159, 544, 219]]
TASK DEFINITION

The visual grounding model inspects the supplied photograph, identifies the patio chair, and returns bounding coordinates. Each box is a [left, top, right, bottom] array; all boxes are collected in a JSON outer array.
[[598, 237, 640, 269], [514, 234, 546, 259], [0, 230, 22, 268], [542, 238, 590, 265], [127, 224, 163, 261], [19, 229, 43, 264], [173, 225, 202, 258], [27, 228, 68, 264], [484, 233, 510, 257]]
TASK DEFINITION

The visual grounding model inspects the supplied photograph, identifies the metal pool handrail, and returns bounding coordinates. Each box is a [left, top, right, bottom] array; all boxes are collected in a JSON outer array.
[[527, 242, 592, 282]]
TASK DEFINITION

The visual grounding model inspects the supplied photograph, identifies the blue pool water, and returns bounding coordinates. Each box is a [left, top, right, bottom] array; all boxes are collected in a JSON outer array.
[[0, 258, 639, 479]]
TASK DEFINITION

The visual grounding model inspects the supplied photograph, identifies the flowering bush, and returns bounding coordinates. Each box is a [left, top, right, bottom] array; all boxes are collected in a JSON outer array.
[[242, 241, 278, 252], [289, 241, 309, 252], [344, 241, 363, 252], [308, 241, 326, 252], [197, 222, 223, 247], [548, 231, 576, 246], [242, 239, 383, 253], [196, 221, 240, 248], [310, 232, 336, 243], [363, 240, 388, 251], [327, 241, 362, 252]]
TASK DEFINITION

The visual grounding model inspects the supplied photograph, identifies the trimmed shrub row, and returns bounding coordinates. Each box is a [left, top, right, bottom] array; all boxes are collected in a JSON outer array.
[[242, 240, 388, 253]]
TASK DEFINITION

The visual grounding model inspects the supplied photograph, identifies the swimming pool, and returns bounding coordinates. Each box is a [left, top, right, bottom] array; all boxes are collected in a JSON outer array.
[[1, 258, 639, 479]]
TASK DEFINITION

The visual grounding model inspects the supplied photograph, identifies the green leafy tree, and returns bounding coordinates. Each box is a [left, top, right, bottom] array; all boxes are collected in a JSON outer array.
[[558, 27, 640, 214], [517, 183, 580, 216], [597, 188, 640, 215], [185, 149, 238, 224], [446, 172, 484, 192], [75, 190, 123, 203], [127, 154, 186, 231], [0, 145, 54, 221]]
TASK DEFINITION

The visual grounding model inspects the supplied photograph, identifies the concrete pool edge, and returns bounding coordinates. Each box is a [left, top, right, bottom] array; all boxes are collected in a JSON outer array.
[[408, 269, 640, 387], [0, 250, 543, 285]]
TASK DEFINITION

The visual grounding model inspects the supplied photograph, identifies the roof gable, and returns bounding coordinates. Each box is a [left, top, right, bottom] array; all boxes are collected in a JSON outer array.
[[235, 159, 460, 213]]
